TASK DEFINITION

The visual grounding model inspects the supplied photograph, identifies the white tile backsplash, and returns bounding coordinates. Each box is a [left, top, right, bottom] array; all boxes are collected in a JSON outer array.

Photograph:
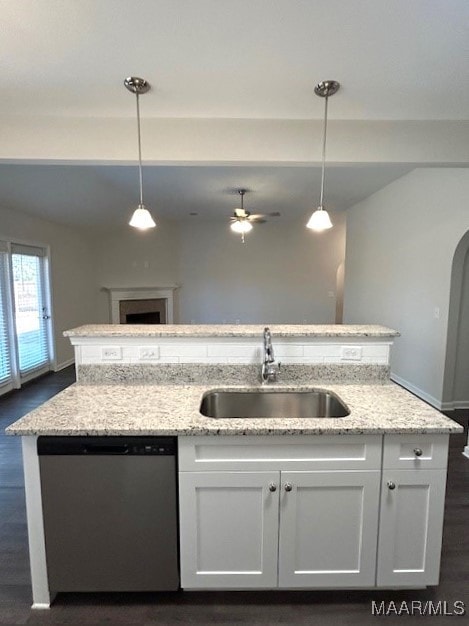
[[78, 337, 391, 366]]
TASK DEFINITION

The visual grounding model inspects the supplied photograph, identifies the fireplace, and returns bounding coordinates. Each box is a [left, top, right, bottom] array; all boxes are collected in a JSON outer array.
[[104, 286, 178, 324], [119, 298, 166, 324]]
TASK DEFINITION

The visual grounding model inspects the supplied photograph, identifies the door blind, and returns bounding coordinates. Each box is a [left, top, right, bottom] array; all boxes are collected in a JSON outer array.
[[0, 251, 12, 385], [12, 250, 50, 374]]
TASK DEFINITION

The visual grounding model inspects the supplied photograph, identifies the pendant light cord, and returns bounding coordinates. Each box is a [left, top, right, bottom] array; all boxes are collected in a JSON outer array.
[[136, 91, 144, 206], [319, 94, 328, 209]]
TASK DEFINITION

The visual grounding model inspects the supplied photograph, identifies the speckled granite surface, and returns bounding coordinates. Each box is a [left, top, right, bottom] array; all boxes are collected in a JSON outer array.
[[77, 363, 391, 385], [6, 381, 462, 437], [64, 324, 399, 338]]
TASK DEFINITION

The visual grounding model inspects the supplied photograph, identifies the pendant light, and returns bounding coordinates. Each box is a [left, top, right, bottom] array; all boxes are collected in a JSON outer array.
[[124, 76, 156, 230], [306, 80, 340, 232]]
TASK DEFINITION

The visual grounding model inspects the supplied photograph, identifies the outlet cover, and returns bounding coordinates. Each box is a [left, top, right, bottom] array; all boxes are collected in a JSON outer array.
[[102, 347, 122, 360], [139, 347, 160, 360], [340, 346, 363, 361]]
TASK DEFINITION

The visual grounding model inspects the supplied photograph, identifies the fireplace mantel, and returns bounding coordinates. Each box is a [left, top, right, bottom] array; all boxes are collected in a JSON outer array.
[[103, 286, 179, 324]]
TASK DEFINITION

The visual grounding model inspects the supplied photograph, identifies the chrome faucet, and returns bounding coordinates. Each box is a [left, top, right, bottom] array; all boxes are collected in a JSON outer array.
[[261, 327, 281, 383]]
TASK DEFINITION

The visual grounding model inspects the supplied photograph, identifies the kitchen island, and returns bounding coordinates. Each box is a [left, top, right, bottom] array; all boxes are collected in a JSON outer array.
[[6, 324, 462, 607]]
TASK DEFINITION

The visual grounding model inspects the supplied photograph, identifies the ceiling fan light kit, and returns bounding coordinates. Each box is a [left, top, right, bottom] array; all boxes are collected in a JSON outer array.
[[230, 189, 254, 242], [125, 76, 156, 231], [306, 79, 340, 232]]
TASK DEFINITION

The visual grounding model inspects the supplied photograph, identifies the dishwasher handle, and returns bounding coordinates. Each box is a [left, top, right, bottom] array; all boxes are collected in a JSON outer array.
[[83, 444, 129, 455]]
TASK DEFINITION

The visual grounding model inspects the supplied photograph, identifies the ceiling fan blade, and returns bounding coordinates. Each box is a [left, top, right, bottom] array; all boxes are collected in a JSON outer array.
[[248, 213, 267, 220]]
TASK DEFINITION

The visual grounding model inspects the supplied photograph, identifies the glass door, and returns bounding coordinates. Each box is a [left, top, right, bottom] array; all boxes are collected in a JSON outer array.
[[11, 245, 52, 380]]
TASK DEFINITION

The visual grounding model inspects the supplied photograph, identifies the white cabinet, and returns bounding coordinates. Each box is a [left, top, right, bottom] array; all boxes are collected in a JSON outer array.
[[377, 433, 449, 588], [278, 471, 380, 588], [377, 469, 447, 587], [179, 471, 279, 589], [180, 469, 380, 589], [178, 433, 383, 590], [178, 434, 450, 591]]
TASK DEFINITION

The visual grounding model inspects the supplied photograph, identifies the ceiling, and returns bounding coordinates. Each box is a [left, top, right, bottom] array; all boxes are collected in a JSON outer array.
[[1, 1, 467, 229], [0, 163, 412, 228], [2, 0, 469, 120]]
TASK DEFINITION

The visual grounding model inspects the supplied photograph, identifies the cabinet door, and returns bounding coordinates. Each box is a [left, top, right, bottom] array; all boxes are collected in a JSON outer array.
[[179, 471, 280, 589], [377, 469, 447, 587], [278, 471, 380, 588]]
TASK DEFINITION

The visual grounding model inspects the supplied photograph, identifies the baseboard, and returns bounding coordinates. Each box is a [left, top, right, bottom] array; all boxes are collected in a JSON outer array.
[[390, 374, 442, 410], [440, 400, 469, 411], [463, 446, 469, 460], [54, 358, 75, 372]]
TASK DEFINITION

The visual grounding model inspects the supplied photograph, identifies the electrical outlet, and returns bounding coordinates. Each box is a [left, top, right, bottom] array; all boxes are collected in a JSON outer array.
[[102, 347, 122, 360], [341, 346, 362, 361], [139, 347, 160, 361]]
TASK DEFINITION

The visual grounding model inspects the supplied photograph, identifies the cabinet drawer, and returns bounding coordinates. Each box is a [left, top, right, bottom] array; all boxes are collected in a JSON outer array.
[[179, 435, 382, 471], [383, 434, 449, 470]]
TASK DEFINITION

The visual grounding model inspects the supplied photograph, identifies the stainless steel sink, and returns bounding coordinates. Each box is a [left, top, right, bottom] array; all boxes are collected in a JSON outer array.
[[200, 389, 350, 419]]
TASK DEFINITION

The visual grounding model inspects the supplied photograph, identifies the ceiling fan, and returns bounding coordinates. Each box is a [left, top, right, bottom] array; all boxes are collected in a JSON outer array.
[[229, 189, 279, 242]]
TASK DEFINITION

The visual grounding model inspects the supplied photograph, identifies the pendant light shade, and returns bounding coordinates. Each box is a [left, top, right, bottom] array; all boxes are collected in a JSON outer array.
[[306, 207, 333, 231], [129, 204, 156, 229], [125, 76, 156, 230], [306, 80, 340, 232]]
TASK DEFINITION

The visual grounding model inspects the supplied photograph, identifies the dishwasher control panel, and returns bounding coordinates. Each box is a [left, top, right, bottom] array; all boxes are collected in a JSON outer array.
[[37, 436, 177, 456]]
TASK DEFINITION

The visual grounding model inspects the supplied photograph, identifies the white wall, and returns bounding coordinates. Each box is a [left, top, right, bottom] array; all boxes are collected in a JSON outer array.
[[0, 206, 97, 369], [344, 168, 469, 408], [94, 214, 346, 324], [3, 116, 469, 165], [178, 215, 345, 324], [93, 220, 180, 322]]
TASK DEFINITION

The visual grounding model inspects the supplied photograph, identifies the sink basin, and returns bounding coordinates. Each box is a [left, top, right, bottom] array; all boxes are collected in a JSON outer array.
[[200, 389, 350, 419]]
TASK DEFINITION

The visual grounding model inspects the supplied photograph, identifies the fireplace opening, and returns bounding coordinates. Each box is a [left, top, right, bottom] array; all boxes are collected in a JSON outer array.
[[119, 298, 167, 324], [126, 311, 161, 324]]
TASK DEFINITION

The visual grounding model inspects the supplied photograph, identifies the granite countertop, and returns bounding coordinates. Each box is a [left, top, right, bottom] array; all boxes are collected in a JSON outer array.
[[6, 381, 462, 437], [64, 324, 400, 338]]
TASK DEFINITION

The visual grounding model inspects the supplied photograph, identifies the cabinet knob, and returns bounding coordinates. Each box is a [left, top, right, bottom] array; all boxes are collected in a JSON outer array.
[[387, 481, 396, 490], [414, 447, 423, 457], [268, 483, 277, 492], [284, 482, 293, 492]]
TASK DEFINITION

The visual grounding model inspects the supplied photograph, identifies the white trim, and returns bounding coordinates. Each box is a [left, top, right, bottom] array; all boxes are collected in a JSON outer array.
[[462, 447, 469, 460], [0, 381, 14, 396], [32, 602, 55, 610], [439, 400, 469, 411], [20, 364, 51, 385], [104, 286, 179, 324], [54, 357, 75, 372], [22, 436, 52, 609], [390, 374, 442, 410]]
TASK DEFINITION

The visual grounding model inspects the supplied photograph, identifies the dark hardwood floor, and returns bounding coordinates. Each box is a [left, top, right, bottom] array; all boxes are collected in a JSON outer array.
[[1, 369, 468, 625]]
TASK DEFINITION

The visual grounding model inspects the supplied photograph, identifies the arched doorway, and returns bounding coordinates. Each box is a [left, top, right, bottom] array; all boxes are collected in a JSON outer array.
[[442, 230, 469, 457]]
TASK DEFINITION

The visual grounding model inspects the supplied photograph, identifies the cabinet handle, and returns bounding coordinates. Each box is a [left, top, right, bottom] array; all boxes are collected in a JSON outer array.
[[284, 482, 293, 492], [387, 481, 396, 490], [414, 447, 423, 457], [268, 483, 277, 492]]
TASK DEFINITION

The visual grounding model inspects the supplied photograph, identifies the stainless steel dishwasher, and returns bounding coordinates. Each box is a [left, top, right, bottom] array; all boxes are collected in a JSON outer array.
[[38, 436, 179, 592]]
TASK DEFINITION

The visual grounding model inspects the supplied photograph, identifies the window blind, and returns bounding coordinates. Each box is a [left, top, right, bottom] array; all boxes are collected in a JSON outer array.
[[0, 251, 12, 385]]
